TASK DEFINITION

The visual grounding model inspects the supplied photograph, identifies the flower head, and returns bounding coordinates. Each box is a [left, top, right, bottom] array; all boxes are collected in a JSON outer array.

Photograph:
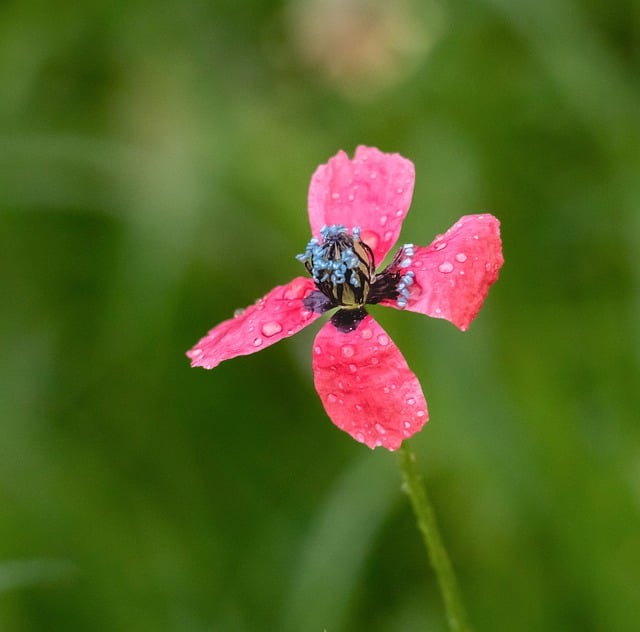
[[187, 146, 503, 450]]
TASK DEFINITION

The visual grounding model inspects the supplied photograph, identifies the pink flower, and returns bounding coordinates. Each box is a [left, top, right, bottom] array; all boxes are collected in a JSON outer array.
[[187, 146, 503, 450]]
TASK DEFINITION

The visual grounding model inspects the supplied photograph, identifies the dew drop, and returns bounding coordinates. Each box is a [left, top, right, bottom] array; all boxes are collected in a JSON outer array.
[[327, 393, 337, 403], [374, 423, 387, 435], [395, 209, 403, 217], [455, 252, 467, 263], [331, 192, 340, 200], [261, 321, 283, 337], [370, 172, 377, 179], [341, 345, 354, 358], [403, 420, 412, 429], [371, 357, 379, 365], [397, 187, 404, 194], [438, 261, 454, 274], [383, 386, 390, 394], [348, 194, 355, 201], [361, 327, 373, 340], [253, 337, 263, 347], [434, 240, 447, 251], [233, 308, 245, 318], [355, 432, 365, 442], [348, 364, 358, 373], [384, 230, 393, 242], [417, 410, 426, 418], [377, 334, 389, 346], [406, 397, 416, 406], [379, 215, 388, 226], [314, 345, 322, 355], [355, 404, 363, 411], [337, 380, 344, 390]]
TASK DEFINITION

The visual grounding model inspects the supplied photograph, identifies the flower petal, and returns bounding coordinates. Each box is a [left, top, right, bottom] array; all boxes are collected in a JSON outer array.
[[387, 214, 503, 331], [308, 146, 415, 265], [187, 277, 321, 369], [312, 315, 428, 450]]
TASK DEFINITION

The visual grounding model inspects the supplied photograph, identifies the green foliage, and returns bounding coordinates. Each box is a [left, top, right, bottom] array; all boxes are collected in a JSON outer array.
[[1, 0, 639, 629]]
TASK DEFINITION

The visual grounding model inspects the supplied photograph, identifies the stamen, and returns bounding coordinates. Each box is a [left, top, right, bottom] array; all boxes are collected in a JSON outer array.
[[297, 225, 375, 307]]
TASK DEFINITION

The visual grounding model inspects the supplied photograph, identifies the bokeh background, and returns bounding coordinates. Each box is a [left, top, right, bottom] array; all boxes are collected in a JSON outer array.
[[1, 0, 639, 630]]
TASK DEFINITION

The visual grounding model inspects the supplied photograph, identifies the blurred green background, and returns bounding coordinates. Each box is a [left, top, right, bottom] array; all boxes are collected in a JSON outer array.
[[1, 0, 639, 630]]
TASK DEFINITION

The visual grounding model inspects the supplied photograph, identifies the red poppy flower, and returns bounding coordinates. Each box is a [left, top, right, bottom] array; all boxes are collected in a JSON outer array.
[[187, 146, 503, 450]]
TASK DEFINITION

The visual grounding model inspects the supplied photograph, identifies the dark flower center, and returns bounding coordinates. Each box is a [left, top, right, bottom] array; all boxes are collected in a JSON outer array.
[[297, 225, 415, 332]]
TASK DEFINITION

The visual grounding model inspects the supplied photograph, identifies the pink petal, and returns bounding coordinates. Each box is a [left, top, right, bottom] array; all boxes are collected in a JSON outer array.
[[187, 276, 321, 369], [307, 146, 415, 265], [387, 214, 503, 331], [312, 315, 428, 450]]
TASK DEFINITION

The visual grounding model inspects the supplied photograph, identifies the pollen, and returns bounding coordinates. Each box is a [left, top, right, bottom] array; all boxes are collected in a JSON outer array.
[[297, 225, 375, 307]]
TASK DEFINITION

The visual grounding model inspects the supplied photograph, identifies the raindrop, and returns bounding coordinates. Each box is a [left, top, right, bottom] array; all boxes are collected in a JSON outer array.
[[406, 397, 416, 406], [374, 423, 387, 435], [348, 364, 358, 373], [261, 322, 283, 337], [361, 327, 373, 340], [383, 386, 390, 394], [417, 410, 426, 418], [397, 187, 404, 194], [379, 215, 388, 226], [314, 345, 322, 354], [253, 337, 263, 347], [395, 209, 403, 217], [377, 334, 389, 346], [356, 432, 365, 442], [371, 357, 379, 365], [438, 262, 454, 274], [384, 230, 393, 241], [370, 172, 377, 179], [403, 421, 411, 429], [455, 253, 467, 263], [233, 308, 245, 318], [434, 240, 447, 251], [341, 345, 355, 358], [337, 380, 345, 390], [348, 194, 355, 201], [327, 393, 337, 403], [331, 192, 340, 200]]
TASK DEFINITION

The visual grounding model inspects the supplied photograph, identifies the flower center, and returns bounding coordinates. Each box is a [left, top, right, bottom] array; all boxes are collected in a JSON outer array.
[[297, 225, 375, 308]]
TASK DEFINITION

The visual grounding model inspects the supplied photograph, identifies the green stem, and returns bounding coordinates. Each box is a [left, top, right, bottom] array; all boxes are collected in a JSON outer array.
[[398, 441, 472, 632]]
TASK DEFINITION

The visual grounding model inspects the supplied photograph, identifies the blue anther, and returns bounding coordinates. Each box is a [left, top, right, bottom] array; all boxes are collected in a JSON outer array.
[[400, 258, 412, 268]]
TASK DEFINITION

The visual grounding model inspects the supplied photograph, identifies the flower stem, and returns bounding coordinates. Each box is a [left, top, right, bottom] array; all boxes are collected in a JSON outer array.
[[397, 441, 472, 632]]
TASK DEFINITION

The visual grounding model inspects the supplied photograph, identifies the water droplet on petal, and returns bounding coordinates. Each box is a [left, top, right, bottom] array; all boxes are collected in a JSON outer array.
[[383, 386, 390, 394], [360, 327, 373, 340], [337, 380, 344, 390], [327, 393, 337, 403], [455, 253, 467, 263], [403, 420, 412, 429], [395, 209, 403, 217], [355, 432, 365, 442], [331, 192, 340, 200], [233, 308, 245, 318], [348, 364, 357, 373], [379, 215, 388, 226], [417, 410, 426, 418], [314, 345, 322, 355], [406, 397, 416, 406], [384, 230, 393, 242], [341, 345, 354, 358], [438, 262, 454, 274], [375, 423, 387, 435], [253, 337, 263, 347], [377, 334, 389, 346], [370, 172, 377, 179], [434, 240, 447, 251], [261, 322, 283, 337]]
